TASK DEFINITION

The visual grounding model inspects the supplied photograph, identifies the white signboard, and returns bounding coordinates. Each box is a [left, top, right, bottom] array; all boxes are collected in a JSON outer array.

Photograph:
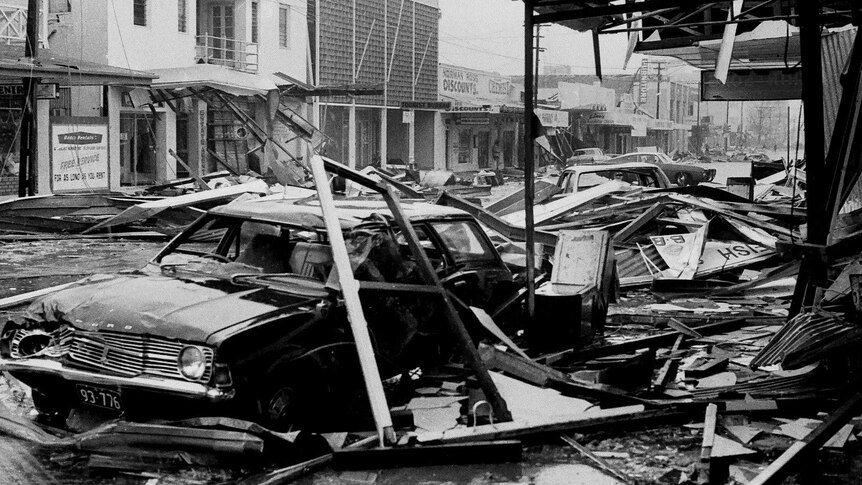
[[51, 118, 109, 193], [650, 233, 774, 277], [402, 110, 414, 124], [535, 109, 569, 128], [439, 64, 512, 103]]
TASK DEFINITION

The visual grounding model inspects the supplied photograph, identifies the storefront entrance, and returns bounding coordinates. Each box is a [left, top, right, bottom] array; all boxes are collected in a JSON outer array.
[[119, 112, 157, 186]]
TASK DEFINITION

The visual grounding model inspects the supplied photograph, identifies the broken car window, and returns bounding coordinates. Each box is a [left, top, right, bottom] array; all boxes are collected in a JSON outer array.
[[431, 221, 496, 264]]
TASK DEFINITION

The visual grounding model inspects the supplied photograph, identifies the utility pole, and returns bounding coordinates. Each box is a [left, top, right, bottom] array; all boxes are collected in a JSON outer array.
[[18, 0, 38, 196], [408, 0, 415, 169], [533, 24, 543, 105], [725, 100, 730, 152]]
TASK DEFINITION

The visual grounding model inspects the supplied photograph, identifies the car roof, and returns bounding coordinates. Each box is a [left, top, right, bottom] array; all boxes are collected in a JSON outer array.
[[613, 151, 667, 158], [208, 198, 472, 229], [562, 161, 662, 173]]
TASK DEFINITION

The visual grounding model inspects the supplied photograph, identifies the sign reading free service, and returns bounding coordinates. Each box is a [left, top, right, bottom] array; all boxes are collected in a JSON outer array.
[[51, 119, 109, 193]]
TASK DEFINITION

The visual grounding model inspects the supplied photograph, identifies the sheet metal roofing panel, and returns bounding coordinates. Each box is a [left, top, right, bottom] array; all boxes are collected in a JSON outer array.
[[822, 28, 857, 154]]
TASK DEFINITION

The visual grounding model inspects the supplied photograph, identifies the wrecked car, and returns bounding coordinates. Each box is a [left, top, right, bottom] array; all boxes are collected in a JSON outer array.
[[608, 151, 716, 187], [556, 161, 672, 194], [0, 199, 516, 431]]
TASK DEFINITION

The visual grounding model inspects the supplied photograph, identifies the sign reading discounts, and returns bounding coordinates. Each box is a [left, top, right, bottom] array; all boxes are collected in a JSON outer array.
[[51, 119, 109, 193]]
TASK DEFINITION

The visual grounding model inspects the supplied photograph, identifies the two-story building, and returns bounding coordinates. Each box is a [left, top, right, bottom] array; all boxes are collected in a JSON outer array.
[[0, 0, 309, 195]]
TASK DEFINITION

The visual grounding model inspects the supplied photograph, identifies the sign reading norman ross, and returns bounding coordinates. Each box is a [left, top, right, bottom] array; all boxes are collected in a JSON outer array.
[[51, 120, 109, 193]]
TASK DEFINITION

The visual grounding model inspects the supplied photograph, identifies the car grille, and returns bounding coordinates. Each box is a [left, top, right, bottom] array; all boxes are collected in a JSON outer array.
[[67, 331, 213, 383]]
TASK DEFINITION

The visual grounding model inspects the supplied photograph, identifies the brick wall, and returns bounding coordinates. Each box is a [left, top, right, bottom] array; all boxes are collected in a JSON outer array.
[[0, 175, 18, 196]]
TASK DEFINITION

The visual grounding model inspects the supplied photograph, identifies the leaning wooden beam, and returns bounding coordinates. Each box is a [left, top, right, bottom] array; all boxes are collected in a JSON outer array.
[[383, 186, 512, 423], [0, 282, 76, 310], [748, 391, 862, 485], [434, 191, 558, 247], [167, 149, 212, 191], [614, 201, 668, 243], [309, 155, 395, 447], [652, 334, 684, 391], [317, 155, 512, 424]]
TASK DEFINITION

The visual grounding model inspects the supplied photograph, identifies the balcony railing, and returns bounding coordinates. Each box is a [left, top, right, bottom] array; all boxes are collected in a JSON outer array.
[[195, 34, 258, 73], [0, 4, 26, 45]]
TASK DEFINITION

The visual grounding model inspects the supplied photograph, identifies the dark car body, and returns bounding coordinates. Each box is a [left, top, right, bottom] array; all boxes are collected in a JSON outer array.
[[0, 199, 515, 430], [608, 152, 716, 187]]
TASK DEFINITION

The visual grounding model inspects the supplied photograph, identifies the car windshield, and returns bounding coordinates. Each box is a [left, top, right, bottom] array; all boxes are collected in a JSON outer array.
[[155, 216, 330, 281], [431, 221, 496, 264]]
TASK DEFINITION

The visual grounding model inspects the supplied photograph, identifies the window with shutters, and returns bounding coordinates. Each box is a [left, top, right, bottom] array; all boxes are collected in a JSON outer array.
[[251, 2, 259, 43], [177, 0, 187, 32], [279, 5, 290, 48]]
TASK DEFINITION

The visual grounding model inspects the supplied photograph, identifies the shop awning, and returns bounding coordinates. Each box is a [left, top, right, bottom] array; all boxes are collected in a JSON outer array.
[[151, 65, 278, 97], [0, 55, 155, 86], [273, 72, 383, 97]]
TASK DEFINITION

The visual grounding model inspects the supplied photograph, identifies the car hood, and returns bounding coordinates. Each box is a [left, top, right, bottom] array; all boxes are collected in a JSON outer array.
[[23, 273, 322, 343]]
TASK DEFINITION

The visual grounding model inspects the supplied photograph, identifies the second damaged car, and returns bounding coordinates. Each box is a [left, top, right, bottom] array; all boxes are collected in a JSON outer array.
[[1, 199, 516, 431]]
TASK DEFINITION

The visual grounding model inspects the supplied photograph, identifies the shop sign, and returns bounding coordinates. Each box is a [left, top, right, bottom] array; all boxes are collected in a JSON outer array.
[[648, 119, 673, 131], [488, 78, 509, 95], [440, 64, 512, 103], [402, 110, 414, 124], [400, 101, 452, 110], [650, 234, 774, 277], [0, 83, 59, 99], [535, 109, 568, 128], [456, 113, 489, 125], [446, 105, 498, 113], [51, 117, 110, 193]]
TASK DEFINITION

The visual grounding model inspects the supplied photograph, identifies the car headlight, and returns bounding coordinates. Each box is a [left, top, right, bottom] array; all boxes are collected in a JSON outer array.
[[178, 346, 206, 380]]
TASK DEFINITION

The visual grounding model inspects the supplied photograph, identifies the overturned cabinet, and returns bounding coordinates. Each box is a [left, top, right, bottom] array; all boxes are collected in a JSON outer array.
[[529, 230, 615, 351]]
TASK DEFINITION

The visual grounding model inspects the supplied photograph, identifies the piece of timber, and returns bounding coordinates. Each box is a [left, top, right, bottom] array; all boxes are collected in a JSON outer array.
[[652, 334, 685, 391], [0, 282, 76, 310], [318, 156, 512, 424], [331, 440, 522, 469], [748, 390, 862, 485], [560, 435, 631, 484], [367, 167, 424, 198], [77, 422, 264, 456], [310, 156, 395, 446], [434, 191, 558, 247], [478, 343, 569, 386], [698, 403, 718, 485], [167, 149, 213, 190], [485, 180, 560, 216], [614, 201, 669, 243], [571, 318, 747, 362], [416, 405, 693, 444]]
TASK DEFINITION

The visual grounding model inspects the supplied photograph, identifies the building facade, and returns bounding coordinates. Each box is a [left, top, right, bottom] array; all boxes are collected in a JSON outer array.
[[308, 0, 442, 170], [0, 0, 309, 195]]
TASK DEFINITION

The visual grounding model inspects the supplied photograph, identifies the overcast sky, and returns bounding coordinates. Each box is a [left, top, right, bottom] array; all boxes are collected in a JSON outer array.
[[437, 0, 643, 75]]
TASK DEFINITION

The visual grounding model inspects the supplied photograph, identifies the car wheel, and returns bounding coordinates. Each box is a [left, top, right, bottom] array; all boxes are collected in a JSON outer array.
[[258, 365, 321, 432], [675, 172, 692, 186]]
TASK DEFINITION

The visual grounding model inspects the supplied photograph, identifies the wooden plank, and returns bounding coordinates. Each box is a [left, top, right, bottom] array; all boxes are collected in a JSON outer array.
[[560, 435, 631, 484], [331, 440, 522, 469], [479, 343, 568, 387], [309, 156, 395, 446], [613, 201, 668, 243], [471, 307, 530, 359], [0, 282, 76, 310], [748, 391, 862, 485], [698, 403, 718, 484], [416, 406, 692, 444], [652, 334, 684, 390], [573, 318, 747, 361]]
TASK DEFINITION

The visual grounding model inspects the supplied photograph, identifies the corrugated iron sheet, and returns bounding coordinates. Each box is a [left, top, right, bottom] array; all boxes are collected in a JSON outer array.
[[750, 312, 855, 369], [822, 28, 856, 151]]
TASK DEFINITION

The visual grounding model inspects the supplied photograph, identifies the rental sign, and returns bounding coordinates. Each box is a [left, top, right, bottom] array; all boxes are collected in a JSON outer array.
[[51, 118, 110, 193]]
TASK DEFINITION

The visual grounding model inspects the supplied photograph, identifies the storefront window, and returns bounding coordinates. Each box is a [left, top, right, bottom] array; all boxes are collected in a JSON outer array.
[[458, 130, 471, 164]]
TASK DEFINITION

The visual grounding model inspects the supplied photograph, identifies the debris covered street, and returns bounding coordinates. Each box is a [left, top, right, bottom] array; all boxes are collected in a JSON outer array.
[[1, 1, 862, 484]]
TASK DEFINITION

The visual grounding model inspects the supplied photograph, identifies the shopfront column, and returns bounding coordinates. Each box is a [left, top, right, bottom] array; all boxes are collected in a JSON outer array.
[[433, 111, 445, 170], [188, 97, 207, 180], [380, 107, 388, 168]]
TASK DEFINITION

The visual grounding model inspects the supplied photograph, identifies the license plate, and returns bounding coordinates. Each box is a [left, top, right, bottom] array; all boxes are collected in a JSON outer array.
[[75, 384, 123, 411]]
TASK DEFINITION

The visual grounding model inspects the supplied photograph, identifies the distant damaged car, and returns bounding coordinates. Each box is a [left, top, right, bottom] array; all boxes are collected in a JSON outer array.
[[608, 152, 716, 187], [565, 147, 610, 165], [556, 161, 672, 194], [0, 199, 515, 430]]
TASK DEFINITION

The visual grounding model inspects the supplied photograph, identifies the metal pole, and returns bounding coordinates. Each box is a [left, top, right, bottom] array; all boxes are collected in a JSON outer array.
[[408, 0, 415, 169], [18, 0, 38, 197], [524, 1, 536, 318], [309, 156, 396, 447], [786, 105, 791, 166], [789, 0, 825, 316]]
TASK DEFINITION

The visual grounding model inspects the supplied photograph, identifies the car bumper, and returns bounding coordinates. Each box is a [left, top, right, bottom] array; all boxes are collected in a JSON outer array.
[[0, 357, 235, 402]]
